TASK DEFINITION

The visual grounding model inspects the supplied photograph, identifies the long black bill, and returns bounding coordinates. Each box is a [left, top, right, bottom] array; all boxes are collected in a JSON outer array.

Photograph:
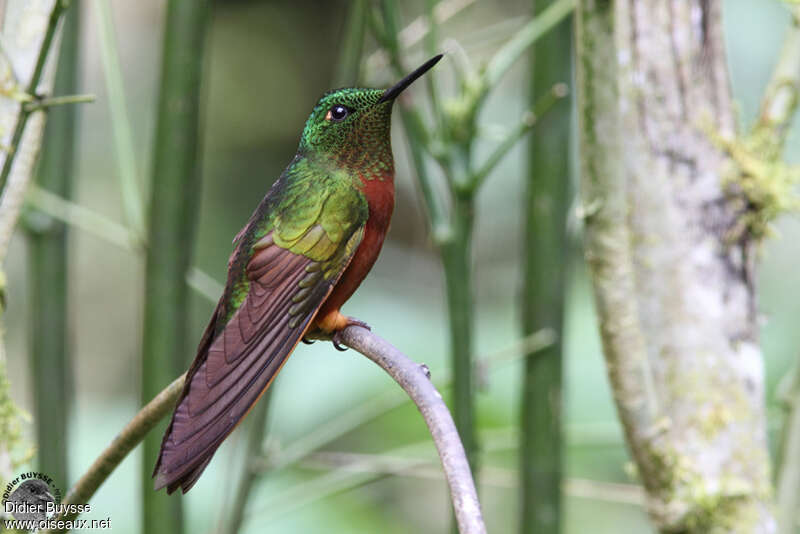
[[378, 54, 443, 104]]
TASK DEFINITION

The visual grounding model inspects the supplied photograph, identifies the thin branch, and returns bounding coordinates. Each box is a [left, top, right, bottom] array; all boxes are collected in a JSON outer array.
[[45, 373, 186, 531], [752, 5, 800, 155], [467, 82, 568, 191], [302, 451, 647, 506], [26, 185, 138, 250], [247, 435, 644, 524], [26, 186, 225, 303], [253, 459, 390, 525], [93, 0, 146, 241], [256, 329, 555, 475], [481, 0, 575, 98], [365, 0, 478, 74], [0, 0, 69, 192], [23, 93, 95, 112], [315, 326, 486, 534], [50, 327, 486, 534]]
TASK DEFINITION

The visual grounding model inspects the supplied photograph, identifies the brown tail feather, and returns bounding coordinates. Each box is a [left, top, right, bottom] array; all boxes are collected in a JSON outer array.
[[152, 240, 341, 493], [153, 224, 365, 493]]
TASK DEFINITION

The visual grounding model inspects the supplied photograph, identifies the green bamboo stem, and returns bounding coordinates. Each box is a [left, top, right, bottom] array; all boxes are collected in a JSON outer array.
[[224, 396, 271, 534], [370, 3, 573, 503], [518, 2, 572, 532], [398, 111, 451, 241], [468, 83, 567, 191], [333, 0, 367, 86], [440, 189, 477, 477], [776, 362, 800, 534], [482, 0, 575, 95], [423, 0, 443, 130], [44, 374, 186, 533], [0, 0, 74, 488], [140, 1, 210, 532], [93, 0, 145, 241], [24, 2, 81, 494], [375, 6, 481, 489]]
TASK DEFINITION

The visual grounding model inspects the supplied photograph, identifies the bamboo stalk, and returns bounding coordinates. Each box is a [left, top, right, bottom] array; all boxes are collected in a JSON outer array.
[[518, 2, 572, 532], [140, 1, 210, 532], [24, 1, 82, 494], [0, 0, 71, 488], [777, 365, 800, 534], [440, 189, 478, 478], [223, 396, 271, 534], [45, 374, 186, 533], [369, 9, 573, 521], [92, 0, 145, 240], [333, 0, 367, 87]]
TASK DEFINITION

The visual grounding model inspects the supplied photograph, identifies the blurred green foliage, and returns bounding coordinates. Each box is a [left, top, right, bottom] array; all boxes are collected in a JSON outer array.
[[2, 1, 798, 533]]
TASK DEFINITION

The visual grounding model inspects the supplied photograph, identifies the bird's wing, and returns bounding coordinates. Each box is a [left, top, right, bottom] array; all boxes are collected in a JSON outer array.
[[154, 169, 367, 493]]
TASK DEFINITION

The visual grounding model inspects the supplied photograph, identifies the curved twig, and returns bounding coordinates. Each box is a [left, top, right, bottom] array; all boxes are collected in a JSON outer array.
[[45, 374, 186, 532], [49, 327, 485, 534], [331, 326, 486, 534]]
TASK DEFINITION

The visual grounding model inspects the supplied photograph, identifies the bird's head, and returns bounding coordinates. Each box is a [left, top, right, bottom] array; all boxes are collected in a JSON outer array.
[[298, 55, 442, 174]]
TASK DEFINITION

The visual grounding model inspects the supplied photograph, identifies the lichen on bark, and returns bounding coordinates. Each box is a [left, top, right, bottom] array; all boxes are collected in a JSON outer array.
[[576, 1, 778, 532]]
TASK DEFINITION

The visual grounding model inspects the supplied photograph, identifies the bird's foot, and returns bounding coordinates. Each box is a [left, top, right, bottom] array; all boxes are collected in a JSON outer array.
[[331, 318, 371, 351], [302, 326, 330, 345]]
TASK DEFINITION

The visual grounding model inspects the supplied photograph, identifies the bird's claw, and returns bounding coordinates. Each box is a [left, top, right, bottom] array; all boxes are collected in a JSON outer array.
[[331, 318, 371, 351], [345, 318, 371, 331], [332, 334, 348, 351]]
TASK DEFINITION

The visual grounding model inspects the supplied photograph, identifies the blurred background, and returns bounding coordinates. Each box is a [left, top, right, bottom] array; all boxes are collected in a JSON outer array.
[[3, 0, 799, 532]]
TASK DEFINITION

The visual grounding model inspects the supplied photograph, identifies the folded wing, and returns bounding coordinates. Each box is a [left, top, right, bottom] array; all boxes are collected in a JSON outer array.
[[154, 172, 367, 493]]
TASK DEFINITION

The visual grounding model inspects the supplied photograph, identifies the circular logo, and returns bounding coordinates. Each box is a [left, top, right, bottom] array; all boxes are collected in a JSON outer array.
[[2, 472, 62, 522]]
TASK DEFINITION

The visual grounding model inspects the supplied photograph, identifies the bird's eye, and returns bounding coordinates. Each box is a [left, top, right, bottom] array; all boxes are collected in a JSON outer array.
[[328, 105, 349, 122]]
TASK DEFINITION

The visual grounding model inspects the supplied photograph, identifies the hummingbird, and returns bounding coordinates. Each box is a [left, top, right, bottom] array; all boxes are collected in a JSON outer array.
[[153, 55, 443, 493]]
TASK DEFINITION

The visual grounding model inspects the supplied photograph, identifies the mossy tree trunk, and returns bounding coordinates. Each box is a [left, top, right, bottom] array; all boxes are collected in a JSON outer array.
[[576, 1, 775, 531]]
